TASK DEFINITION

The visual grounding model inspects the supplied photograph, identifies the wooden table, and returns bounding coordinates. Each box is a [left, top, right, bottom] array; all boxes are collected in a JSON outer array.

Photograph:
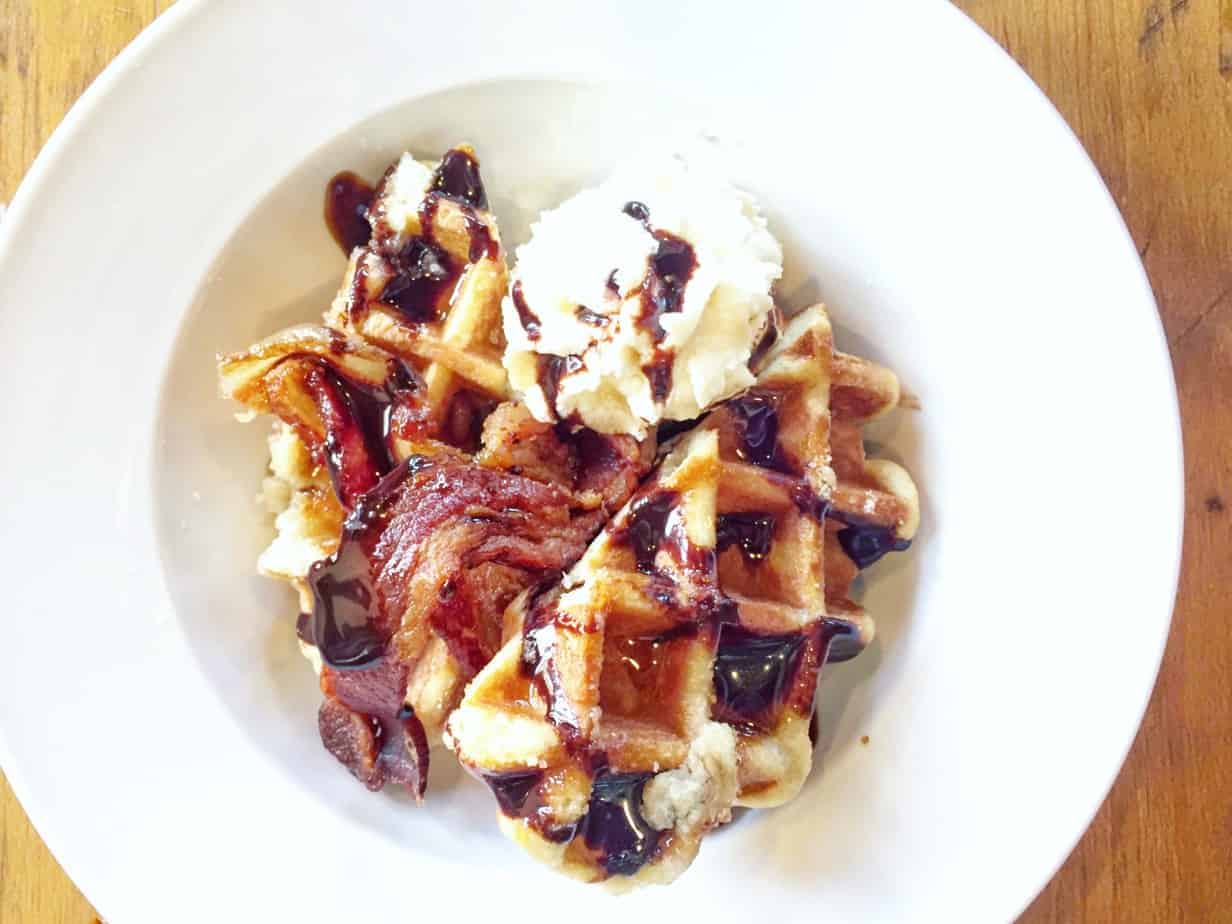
[[1, 1, 1227, 920]]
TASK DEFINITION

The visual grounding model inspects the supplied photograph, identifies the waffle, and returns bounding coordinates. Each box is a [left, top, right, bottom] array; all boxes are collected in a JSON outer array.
[[446, 304, 918, 886], [323, 144, 510, 441]]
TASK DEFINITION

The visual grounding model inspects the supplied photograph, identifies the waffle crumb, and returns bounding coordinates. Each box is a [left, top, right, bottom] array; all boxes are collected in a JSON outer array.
[[642, 723, 739, 834]]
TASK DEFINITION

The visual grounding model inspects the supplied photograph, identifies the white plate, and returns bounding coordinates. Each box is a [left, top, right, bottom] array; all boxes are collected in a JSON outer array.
[[0, 2, 1182, 921]]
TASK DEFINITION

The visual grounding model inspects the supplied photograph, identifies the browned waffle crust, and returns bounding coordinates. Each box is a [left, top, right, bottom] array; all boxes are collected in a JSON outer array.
[[447, 304, 918, 886]]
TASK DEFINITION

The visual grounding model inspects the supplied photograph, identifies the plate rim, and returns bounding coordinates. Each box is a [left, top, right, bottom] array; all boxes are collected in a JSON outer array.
[[0, 1, 1184, 921]]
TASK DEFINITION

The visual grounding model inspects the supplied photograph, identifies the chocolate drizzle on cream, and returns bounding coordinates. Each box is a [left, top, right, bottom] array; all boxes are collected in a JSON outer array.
[[536, 354, 584, 414], [511, 281, 541, 341], [621, 201, 698, 404]]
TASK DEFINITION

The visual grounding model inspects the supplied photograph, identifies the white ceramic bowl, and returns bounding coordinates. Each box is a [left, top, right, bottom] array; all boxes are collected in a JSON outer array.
[[0, 2, 1181, 922]]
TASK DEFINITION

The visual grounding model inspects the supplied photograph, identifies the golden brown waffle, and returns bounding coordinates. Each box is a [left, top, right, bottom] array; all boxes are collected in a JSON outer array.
[[446, 304, 918, 886], [323, 145, 510, 442]]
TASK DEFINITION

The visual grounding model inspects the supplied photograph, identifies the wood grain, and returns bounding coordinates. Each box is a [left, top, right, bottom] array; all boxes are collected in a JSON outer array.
[[1, 1, 1228, 921]]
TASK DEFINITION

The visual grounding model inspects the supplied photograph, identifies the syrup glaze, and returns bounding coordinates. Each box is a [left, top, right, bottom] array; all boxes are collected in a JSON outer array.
[[616, 491, 682, 574], [579, 770, 663, 875], [535, 354, 584, 418], [324, 172, 375, 254], [339, 147, 497, 326], [511, 280, 541, 340], [729, 391, 797, 473], [715, 512, 776, 562], [727, 389, 911, 569], [305, 360, 418, 509], [308, 456, 432, 669], [830, 509, 913, 569], [712, 617, 855, 730], [621, 201, 698, 405]]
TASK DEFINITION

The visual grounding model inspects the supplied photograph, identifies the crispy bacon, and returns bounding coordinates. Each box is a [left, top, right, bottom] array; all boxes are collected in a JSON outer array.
[[369, 460, 593, 672]]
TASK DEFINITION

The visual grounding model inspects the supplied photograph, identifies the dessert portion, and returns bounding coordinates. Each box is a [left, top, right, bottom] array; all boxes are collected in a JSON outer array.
[[218, 143, 919, 888], [327, 144, 509, 446], [502, 154, 782, 437], [446, 305, 917, 885], [219, 148, 652, 796]]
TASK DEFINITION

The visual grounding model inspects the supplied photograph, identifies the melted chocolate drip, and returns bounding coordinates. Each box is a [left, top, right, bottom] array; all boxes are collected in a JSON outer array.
[[377, 236, 456, 323], [345, 147, 497, 325], [430, 148, 488, 208], [519, 583, 560, 675], [512, 281, 541, 340], [464, 213, 498, 262], [482, 769, 545, 816], [620, 200, 696, 404], [644, 358, 672, 402], [656, 416, 702, 443], [830, 510, 912, 569], [641, 232, 696, 342], [716, 513, 776, 562], [308, 457, 431, 669], [324, 171, 375, 254], [536, 354, 584, 414], [619, 492, 680, 574], [518, 584, 592, 747], [580, 771, 662, 876], [730, 391, 796, 473], [711, 625, 806, 730], [309, 541, 388, 669], [309, 361, 418, 509]]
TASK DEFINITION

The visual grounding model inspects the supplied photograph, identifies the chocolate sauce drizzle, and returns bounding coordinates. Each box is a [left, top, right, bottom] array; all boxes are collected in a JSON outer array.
[[430, 147, 488, 208], [621, 201, 698, 404], [729, 391, 797, 473], [655, 416, 702, 443], [338, 147, 496, 326], [482, 768, 544, 816], [464, 213, 499, 262], [324, 171, 375, 254], [711, 625, 806, 730], [308, 457, 432, 669], [512, 281, 541, 341], [728, 389, 913, 569], [480, 767, 576, 844], [618, 491, 682, 574], [829, 510, 913, 569], [535, 354, 583, 416], [375, 226, 457, 324], [482, 762, 662, 872], [716, 513, 776, 562], [579, 770, 663, 875], [307, 360, 418, 509], [712, 618, 856, 730]]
